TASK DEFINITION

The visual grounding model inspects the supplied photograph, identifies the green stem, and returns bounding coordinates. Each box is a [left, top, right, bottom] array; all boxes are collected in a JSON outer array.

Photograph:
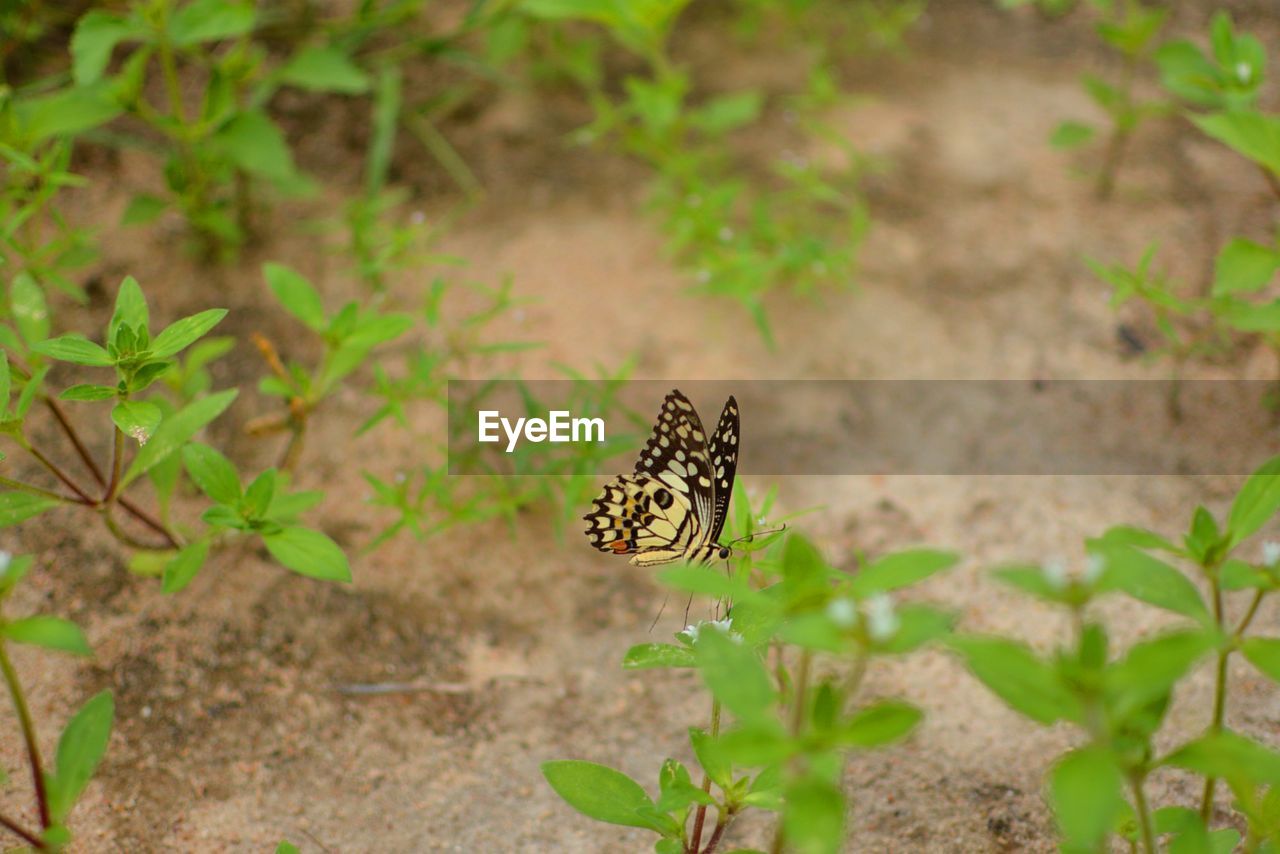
[[689, 699, 721, 853], [769, 649, 813, 854], [0, 811, 43, 849], [1200, 575, 1227, 821], [104, 426, 124, 504], [1130, 772, 1156, 854], [0, 475, 77, 504], [0, 642, 50, 830]]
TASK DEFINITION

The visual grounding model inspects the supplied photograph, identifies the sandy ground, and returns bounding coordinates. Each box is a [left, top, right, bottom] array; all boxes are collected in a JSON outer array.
[[5, 2, 1280, 851]]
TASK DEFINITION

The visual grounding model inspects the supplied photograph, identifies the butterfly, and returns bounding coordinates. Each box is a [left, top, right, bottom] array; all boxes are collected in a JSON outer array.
[[584, 389, 739, 566]]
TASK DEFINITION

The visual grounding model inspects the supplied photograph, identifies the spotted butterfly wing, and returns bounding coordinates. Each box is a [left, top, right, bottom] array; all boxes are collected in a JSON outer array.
[[705, 396, 739, 542], [584, 389, 736, 566]]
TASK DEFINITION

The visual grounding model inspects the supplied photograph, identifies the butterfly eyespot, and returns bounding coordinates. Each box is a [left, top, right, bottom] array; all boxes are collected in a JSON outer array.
[[653, 488, 673, 509]]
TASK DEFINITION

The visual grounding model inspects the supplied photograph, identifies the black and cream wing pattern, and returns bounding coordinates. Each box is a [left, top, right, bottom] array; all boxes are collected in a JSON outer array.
[[584, 389, 739, 566]]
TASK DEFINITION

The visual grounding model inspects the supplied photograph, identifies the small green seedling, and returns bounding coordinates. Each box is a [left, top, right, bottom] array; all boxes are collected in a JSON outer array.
[[1049, 0, 1170, 199], [0, 552, 114, 853], [0, 275, 350, 591]]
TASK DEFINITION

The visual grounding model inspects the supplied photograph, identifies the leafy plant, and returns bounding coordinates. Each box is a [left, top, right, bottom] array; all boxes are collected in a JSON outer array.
[[0, 551, 114, 852], [952, 453, 1280, 851], [543, 484, 957, 852], [0, 274, 350, 591], [510, 0, 881, 344], [1048, 0, 1170, 199]]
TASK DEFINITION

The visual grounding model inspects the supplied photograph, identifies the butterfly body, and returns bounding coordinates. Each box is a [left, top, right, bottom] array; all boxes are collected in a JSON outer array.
[[585, 390, 738, 566]]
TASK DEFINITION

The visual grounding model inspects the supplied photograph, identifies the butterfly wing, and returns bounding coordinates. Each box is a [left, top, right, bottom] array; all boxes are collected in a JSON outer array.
[[705, 396, 739, 542], [583, 474, 702, 566], [632, 389, 717, 539]]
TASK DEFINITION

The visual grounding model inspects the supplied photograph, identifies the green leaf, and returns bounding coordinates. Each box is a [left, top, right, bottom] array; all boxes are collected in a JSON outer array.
[[111, 400, 162, 444], [1049, 746, 1124, 848], [1163, 730, 1280, 785], [835, 700, 922, 748], [623, 643, 695, 669], [162, 539, 211, 594], [276, 844, 300, 854], [150, 309, 227, 359], [2, 617, 91, 656], [1094, 545, 1211, 624], [1193, 111, 1280, 177], [60, 384, 118, 402], [169, 0, 256, 46], [1214, 238, 1280, 296], [1227, 455, 1280, 549], [32, 335, 113, 367], [10, 271, 50, 345], [1242, 637, 1280, 683], [121, 193, 168, 226], [540, 760, 662, 831], [849, 549, 957, 598], [1050, 120, 1095, 149], [782, 778, 844, 854], [15, 83, 123, 142], [242, 469, 276, 519], [690, 90, 763, 135], [122, 389, 237, 486], [261, 526, 351, 582], [280, 46, 371, 94], [948, 635, 1079, 725], [264, 263, 326, 332], [109, 276, 149, 340], [695, 625, 774, 725], [689, 727, 730, 788], [46, 690, 114, 823], [1107, 629, 1217, 718], [71, 11, 143, 85], [181, 443, 241, 504], [0, 492, 61, 527], [214, 110, 297, 185]]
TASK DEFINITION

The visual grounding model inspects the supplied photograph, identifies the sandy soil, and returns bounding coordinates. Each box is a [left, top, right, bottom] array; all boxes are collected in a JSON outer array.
[[6, 2, 1280, 851]]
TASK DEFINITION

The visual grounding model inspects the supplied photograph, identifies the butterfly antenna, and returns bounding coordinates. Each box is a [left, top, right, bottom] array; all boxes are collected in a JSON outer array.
[[728, 523, 788, 548], [649, 592, 670, 634]]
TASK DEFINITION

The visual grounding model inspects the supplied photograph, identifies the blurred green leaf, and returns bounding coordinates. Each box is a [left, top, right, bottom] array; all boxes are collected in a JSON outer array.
[[835, 700, 921, 748], [850, 549, 957, 599], [782, 777, 844, 854], [46, 690, 114, 822], [1163, 730, 1280, 785], [110, 400, 162, 444], [162, 539, 211, 594], [1213, 238, 1280, 296], [1094, 545, 1210, 624], [2, 617, 91, 656], [71, 11, 143, 85], [1227, 455, 1280, 549], [695, 625, 773, 725], [1193, 111, 1280, 177], [0, 493, 61, 527], [264, 263, 327, 332], [948, 635, 1079, 725], [280, 46, 370, 94], [151, 309, 227, 359], [623, 643, 695, 669], [169, 0, 256, 46], [1049, 746, 1124, 848], [181, 443, 241, 504]]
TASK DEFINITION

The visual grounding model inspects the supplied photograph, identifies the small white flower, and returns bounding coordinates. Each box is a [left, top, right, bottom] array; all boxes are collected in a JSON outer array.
[[1083, 553, 1106, 584], [679, 617, 742, 645], [695, 269, 711, 284], [1237, 61, 1252, 84], [0, 552, 12, 575], [718, 226, 735, 242], [826, 597, 858, 628], [686, 194, 702, 208], [865, 594, 899, 642], [1042, 557, 1069, 591], [1263, 541, 1280, 568], [678, 623, 700, 644], [811, 260, 828, 275]]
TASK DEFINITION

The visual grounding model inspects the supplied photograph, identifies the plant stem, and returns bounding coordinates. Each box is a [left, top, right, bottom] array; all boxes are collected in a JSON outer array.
[[1200, 575, 1227, 821], [104, 426, 124, 504], [1235, 590, 1266, 637], [0, 475, 77, 504], [23, 441, 95, 504], [689, 699, 721, 853], [1129, 772, 1157, 854], [769, 649, 814, 854], [0, 811, 43, 849], [699, 806, 736, 854], [0, 642, 50, 829], [1096, 56, 1137, 201], [42, 395, 180, 547]]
